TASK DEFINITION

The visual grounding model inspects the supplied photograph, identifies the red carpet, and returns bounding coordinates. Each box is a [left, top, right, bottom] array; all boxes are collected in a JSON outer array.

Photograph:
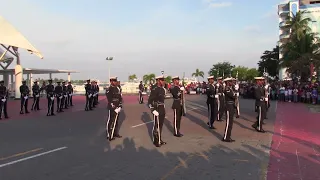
[[267, 102, 320, 180]]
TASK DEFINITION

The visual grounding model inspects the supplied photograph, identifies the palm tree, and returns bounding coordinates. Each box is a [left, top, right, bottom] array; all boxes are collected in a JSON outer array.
[[142, 73, 155, 84], [191, 68, 204, 82], [128, 74, 137, 82], [284, 11, 312, 41]]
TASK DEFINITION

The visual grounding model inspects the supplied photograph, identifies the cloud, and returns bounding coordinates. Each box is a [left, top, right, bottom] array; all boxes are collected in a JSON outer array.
[[203, 0, 233, 8]]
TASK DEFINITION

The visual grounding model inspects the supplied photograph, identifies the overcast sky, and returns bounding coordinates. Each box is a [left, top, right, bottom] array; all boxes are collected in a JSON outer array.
[[1, 0, 286, 81]]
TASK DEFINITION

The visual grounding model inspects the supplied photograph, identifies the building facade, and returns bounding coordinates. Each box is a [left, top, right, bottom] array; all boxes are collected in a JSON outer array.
[[278, 0, 320, 80]]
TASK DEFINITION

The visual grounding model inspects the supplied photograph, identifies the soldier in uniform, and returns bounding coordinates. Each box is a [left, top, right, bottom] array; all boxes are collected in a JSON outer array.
[[138, 81, 144, 104], [170, 76, 185, 137], [54, 82, 64, 112], [252, 77, 266, 133], [0, 80, 9, 119], [216, 77, 225, 121], [222, 78, 236, 142], [19, 80, 30, 114], [62, 81, 68, 109], [263, 79, 270, 120], [85, 79, 93, 111], [67, 81, 73, 106], [206, 76, 217, 129], [46, 79, 55, 116], [232, 79, 240, 118], [148, 75, 167, 147], [95, 81, 100, 105], [31, 81, 41, 111], [106, 77, 123, 141]]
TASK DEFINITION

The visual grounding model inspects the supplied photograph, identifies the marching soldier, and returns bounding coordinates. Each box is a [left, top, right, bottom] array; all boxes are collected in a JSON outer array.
[[31, 81, 41, 111], [92, 80, 98, 108], [252, 77, 266, 133], [264, 80, 271, 120], [206, 76, 217, 129], [222, 78, 236, 142], [138, 81, 144, 104], [106, 77, 123, 141], [46, 79, 55, 116], [85, 79, 93, 111], [95, 81, 100, 105], [0, 80, 9, 119], [232, 79, 240, 118], [216, 77, 225, 121], [171, 76, 185, 137], [67, 81, 73, 106], [62, 81, 68, 109], [19, 80, 30, 114], [148, 75, 167, 147], [55, 82, 64, 112]]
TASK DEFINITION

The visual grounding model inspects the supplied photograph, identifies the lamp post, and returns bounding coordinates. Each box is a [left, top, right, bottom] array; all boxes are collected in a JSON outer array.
[[106, 57, 114, 82], [161, 71, 164, 75]]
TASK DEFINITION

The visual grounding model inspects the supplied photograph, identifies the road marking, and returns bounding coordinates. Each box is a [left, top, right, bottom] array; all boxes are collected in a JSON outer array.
[[131, 107, 198, 128], [0, 147, 67, 168], [274, 101, 278, 113], [295, 149, 302, 180], [161, 154, 195, 180], [0, 148, 43, 161]]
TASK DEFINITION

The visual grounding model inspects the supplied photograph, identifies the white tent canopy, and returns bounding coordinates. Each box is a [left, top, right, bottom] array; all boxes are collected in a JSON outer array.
[[0, 16, 43, 59]]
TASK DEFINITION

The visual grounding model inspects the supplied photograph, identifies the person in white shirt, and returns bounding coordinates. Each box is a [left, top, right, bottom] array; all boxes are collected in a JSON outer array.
[[288, 88, 293, 102]]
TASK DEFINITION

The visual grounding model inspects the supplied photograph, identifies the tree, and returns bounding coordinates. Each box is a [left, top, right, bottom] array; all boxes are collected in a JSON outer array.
[[143, 73, 155, 84], [257, 46, 280, 77], [246, 68, 259, 81], [128, 74, 137, 82], [165, 76, 172, 83], [208, 62, 234, 78], [191, 68, 204, 81], [284, 11, 311, 41], [231, 66, 248, 81]]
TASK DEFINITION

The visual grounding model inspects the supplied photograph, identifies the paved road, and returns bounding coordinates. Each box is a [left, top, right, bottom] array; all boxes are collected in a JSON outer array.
[[0, 95, 277, 180]]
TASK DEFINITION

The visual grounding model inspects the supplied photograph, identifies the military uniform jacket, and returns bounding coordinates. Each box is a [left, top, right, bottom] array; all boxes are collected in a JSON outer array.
[[139, 84, 144, 92], [216, 83, 224, 96], [20, 85, 30, 96], [62, 85, 67, 95], [85, 83, 92, 95], [171, 85, 182, 109], [46, 84, 55, 97], [106, 85, 122, 109], [0, 86, 7, 98], [67, 85, 73, 94], [54, 85, 63, 97], [32, 85, 40, 95], [224, 86, 235, 104], [148, 86, 166, 112], [254, 85, 265, 106], [206, 83, 215, 104]]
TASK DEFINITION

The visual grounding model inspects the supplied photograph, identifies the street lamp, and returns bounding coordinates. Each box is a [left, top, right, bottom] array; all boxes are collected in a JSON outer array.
[[106, 57, 114, 82], [161, 71, 164, 75]]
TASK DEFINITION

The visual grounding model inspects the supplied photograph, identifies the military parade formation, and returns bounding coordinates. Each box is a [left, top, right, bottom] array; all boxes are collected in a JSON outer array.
[[0, 75, 269, 148]]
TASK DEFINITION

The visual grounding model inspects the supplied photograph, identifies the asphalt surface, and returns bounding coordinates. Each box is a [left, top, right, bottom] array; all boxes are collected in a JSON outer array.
[[0, 95, 277, 180]]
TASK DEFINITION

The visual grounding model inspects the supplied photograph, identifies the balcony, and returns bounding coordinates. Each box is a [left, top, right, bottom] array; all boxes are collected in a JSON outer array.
[[279, 21, 287, 27], [280, 33, 290, 39]]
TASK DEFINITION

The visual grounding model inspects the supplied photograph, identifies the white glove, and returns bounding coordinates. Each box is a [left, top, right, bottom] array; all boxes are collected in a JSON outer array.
[[69, 94, 72, 96], [180, 87, 185, 91], [216, 84, 219, 87], [236, 92, 239, 96], [1, 99, 6, 102], [50, 97, 54, 100], [59, 96, 63, 99], [114, 107, 121, 113], [93, 94, 96, 97], [88, 94, 92, 98], [24, 96, 28, 100], [36, 95, 40, 97], [152, 110, 159, 116], [64, 95, 67, 97], [265, 97, 268, 101], [223, 83, 226, 87], [215, 95, 219, 98], [265, 85, 268, 89]]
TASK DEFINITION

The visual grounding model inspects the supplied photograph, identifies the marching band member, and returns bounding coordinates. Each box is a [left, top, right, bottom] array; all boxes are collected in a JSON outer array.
[[31, 81, 41, 111], [138, 81, 144, 104], [171, 76, 185, 137], [252, 77, 266, 133], [19, 80, 30, 114], [148, 75, 167, 147], [46, 79, 55, 116], [0, 80, 9, 119], [206, 76, 217, 129], [232, 79, 240, 118], [222, 77, 236, 142], [106, 77, 123, 141]]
